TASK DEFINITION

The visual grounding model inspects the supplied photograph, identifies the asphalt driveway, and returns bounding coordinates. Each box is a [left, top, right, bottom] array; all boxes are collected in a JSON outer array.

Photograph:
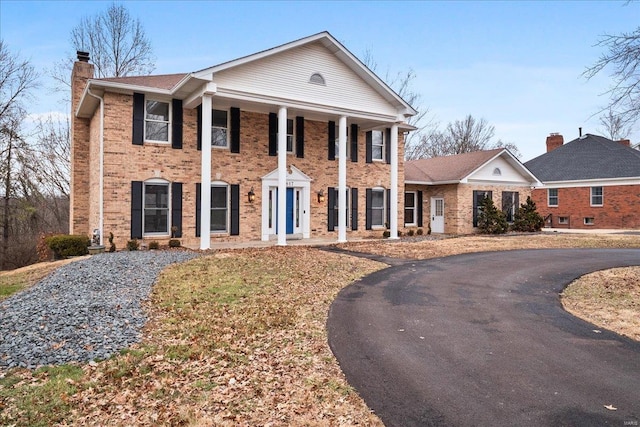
[[327, 249, 640, 426]]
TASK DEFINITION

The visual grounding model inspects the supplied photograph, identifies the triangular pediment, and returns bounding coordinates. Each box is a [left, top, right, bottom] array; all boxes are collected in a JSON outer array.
[[262, 165, 312, 183], [466, 151, 540, 185]]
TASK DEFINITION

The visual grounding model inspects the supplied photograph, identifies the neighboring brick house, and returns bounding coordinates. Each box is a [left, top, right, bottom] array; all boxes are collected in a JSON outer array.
[[525, 133, 640, 229], [405, 149, 540, 234], [71, 32, 417, 249]]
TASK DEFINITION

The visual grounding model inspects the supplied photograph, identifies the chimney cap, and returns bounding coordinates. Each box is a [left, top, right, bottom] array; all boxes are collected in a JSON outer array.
[[77, 51, 90, 62]]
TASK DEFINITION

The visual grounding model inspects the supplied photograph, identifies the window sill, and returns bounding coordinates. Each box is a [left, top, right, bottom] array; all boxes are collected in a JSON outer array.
[[144, 140, 171, 146]]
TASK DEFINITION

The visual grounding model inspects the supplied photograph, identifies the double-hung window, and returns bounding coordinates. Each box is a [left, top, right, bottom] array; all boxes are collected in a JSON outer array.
[[334, 125, 349, 159], [211, 185, 229, 233], [371, 189, 385, 227], [372, 130, 384, 161], [333, 188, 350, 228], [145, 100, 170, 143], [591, 186, 603, 206], [276, 119, 294, 153], [143, 182, 169, 234], [404, 192, 417, 225], [212, 110, 228, 148], [548, 188, 558, 207]]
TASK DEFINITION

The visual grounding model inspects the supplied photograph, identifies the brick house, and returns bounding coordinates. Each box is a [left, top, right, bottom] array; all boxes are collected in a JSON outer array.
[[70, 32, 417, 249], [405, 149, 539, 234], [525, 133, 640, 229]]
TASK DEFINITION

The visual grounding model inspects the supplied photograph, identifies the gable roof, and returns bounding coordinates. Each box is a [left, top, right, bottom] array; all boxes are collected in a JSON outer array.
[[525, 134, 640, 182], [406, 148, 540, 185], [77, 31, 417, 120]]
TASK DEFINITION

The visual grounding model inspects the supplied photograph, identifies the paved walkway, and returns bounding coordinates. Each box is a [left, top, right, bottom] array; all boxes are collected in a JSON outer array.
[[327, 249, 640, 427]]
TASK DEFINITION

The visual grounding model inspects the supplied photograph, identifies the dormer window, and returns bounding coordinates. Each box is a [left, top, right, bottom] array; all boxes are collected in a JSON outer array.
[[493, 168, 502, 176], [309, 73, 326, 85]]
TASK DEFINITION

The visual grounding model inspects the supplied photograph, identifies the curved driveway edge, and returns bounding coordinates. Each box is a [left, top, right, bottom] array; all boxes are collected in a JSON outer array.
[[328, 249, 640, 426]]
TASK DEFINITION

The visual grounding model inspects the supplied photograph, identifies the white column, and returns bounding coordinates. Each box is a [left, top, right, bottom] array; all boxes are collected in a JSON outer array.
[[199, 94, 212, 249], [277, 106, 287, 246], [389, 124, 399, 239], [337, 116, 348, 243]]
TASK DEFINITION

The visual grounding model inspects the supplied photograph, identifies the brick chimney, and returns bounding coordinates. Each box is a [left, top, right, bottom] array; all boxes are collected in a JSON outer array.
[[619, 138, 631, 147], [546, 133, 564, 152], [69, 51, 95, 236]]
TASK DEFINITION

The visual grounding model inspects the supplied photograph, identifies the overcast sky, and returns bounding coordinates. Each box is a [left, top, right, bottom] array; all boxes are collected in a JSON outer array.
[[1, 0, 638, 161]]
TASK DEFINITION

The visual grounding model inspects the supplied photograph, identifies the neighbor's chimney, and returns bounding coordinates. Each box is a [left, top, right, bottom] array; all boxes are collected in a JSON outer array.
[[579, 127, 582, 137], [619, 138, 631, 147], [546, 133, 564, 152]]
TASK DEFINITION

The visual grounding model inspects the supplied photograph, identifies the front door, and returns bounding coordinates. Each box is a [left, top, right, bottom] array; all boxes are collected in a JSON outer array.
[[270, 187, 301, 235], [431, 197, 444, 233]]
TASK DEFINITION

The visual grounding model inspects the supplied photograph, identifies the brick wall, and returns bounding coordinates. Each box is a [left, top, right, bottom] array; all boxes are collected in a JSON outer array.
[[406, 183, 532, 234], [532, 185, 640, 229], [82, 92, 406, 249], [69, 60, 94, 235]]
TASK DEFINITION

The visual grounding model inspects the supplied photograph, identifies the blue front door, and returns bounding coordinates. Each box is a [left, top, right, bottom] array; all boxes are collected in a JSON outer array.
[[286, 188, 294, 234]]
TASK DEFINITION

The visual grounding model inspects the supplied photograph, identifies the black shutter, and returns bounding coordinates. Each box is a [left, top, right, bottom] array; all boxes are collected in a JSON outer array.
[[196, 105, 202, 151], [171, 182, 183, 237], [195, 183, 201, 237], [350, 124, 358, 162], [365, 131, 372, 163], [328, 121, 336, 160], [132, 93, 144, 145], [171, 99, 183, 149], [296, 116, 304, 158], [131, 181, 143, 238], [417, 191, 423, 227], [386, 189, 391, 228], [351, 188, 358, 230], [230, 184, 240, 236], [385, 128, 391, 164], [365, 188, 373, 230], [268, 113, 277, 156], [230, 107, 240, 153], [327, 186, 336, 231]]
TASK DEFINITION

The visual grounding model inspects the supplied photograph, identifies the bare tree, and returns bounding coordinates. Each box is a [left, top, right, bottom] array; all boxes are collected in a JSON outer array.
[[408, 114, 521, 159], [584, 25, 640, 128], [597, 107, 632, 140], [51, 2, 155, 92], [0, 41, 38, 269], [361, 48, 435, 159]]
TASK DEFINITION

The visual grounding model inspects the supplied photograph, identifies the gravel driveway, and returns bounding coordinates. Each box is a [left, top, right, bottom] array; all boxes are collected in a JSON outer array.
[[0, 251, 197, 369]]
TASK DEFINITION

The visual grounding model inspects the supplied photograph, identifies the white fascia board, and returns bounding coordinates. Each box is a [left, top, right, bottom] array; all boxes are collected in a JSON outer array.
[[466, 178, 539, 187], [215, 88, 398, 123], [538, 177, 640, 188], [406, 179, 462, 186]]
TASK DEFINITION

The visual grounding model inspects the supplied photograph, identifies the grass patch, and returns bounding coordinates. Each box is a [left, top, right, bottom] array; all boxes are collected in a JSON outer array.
[[0, 364, 84, 427]]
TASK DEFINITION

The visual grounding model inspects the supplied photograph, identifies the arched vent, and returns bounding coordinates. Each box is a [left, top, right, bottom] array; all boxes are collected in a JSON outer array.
[[492, 167, 502, 176], [309, 72, 326, 85]]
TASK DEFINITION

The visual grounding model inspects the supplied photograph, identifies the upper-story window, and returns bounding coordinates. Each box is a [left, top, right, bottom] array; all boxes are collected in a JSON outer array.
[[334, 124, 349, 159], [212, 109, 228, 148], [277, 119, 294, 153], [372, 130, 384, 161], [145, 100, 170, 143], [591, 186, 603, 206], [548, 188, 558, 207]]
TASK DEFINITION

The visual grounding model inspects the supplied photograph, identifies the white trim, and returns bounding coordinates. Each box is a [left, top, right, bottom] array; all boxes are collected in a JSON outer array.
[[142, 179, 171, 237], [277, 107, 288, 246], [404, 191, 417, 226], [200, 94, 213, 249], [389, 124, 399, 239], [590, 186, 604, 207], [538, 177, 640, 188], [547, 188, 558, 207], [371, 187, 386, 229], [209, 182, 230, 234], [144, 98, 172, 144], [261, 165, 311, 241], [338, 116, 348, 242]]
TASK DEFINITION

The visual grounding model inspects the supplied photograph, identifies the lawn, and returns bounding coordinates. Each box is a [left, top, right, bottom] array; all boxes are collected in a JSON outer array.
[[0, 233, 638, 426]]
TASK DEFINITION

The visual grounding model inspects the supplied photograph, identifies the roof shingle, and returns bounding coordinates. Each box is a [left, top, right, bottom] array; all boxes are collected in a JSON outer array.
[[406, 149, 503, 183], [524, 134, 640, 181]]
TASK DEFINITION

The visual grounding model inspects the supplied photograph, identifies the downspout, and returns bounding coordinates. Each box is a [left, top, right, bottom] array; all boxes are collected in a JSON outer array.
[[86, 87, 104, 245]]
